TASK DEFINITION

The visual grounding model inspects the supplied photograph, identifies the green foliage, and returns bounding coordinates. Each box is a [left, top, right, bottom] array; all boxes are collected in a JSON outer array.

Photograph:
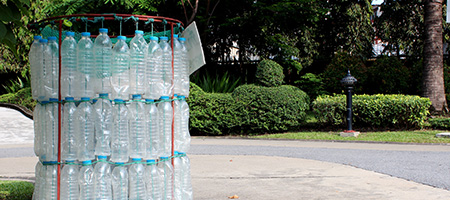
[[320, 51, 368, 94], [188, 82, 310, 135], [312, 94, 432, 129], [232, 84, 310, 134], [295, 72, 326, 100], [367, 56, 410, 94], [2, 73, 30, 93], [190, 70, 242, 93], [0, 87, 35, 110], [255, 59, 284, 87], [0, 180, 34, 200], [428, 117, 450, 130]]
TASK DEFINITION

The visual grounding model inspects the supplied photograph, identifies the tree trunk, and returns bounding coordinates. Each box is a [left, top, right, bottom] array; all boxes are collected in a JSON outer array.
[[423, 0, 447, 113]]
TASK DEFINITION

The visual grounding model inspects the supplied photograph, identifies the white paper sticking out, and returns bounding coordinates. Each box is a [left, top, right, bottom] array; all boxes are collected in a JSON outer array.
[[181, 21, 206, 75]]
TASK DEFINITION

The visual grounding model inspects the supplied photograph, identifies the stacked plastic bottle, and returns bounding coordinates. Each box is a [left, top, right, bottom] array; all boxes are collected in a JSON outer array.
[[31, 31, 192, 200]]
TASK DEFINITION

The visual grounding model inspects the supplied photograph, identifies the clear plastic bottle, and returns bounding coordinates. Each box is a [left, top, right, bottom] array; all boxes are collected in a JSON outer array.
[[94, 28, 113, 95], [75, 97, 95, 161], [62, 97, 77, 161], [179, 96, 191, 153], [172, 35, 183, 96], [129, 158, 147, 200], [33, 102, 44, 157], [94, 156, 112, 200], [179, 37, 190, 97], [158, 96, 173, 157], [130, 30, 147, 95], [173, 95, 181, 153], [79, 160, 95, 200], [145, 99, 159, 160], [60, 160, 80, 200], [76, 32, 95, 99], [159, 37, 173, 97], [174, 152, 193, 200], [38, 39, 50, 101], [112, 162, 128, 200], [94, 93, 113, 156], [111, 36, 130, 100], [61, 31, 78, 98], [111, 99, 130, 162], [129, 94, 146, 159], [32, 161, 44, 200], [145, 36, 163, 100], [42, 98, 59, 162], [44, 161, 58, 200], [145, 159, 162, 200], [158, 157, 174, 200], [30, 35, 42, 100], [46, 36, 59, 99]]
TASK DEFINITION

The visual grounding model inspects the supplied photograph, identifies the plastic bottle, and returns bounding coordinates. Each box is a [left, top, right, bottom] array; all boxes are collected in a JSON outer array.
[[94, 156, 112, 200], [93, 93, 113, 156], [145, 99, 159, 160], [179, 37, 190, 97], [94, 28, 113, 95], [42, 98, 59, 162], [129, 94, 146, 159], [38, 39, 49, 100], [159, 37, 173, 97], [76, 32, 95, 99], [173, 95, 181, 153], [129, 158, 147, 200], [32, 161, 44, 200], [46, 36, 59, 99], [43, 161, 58, 200], [145, 36, 163, 100], [145, 159, 162, 200], [75, 97, 95, 161], [62, 97, 77, 161], [60, 160, 80, 200], [130, 30, 147, 95], [174, 152, 193, 200], [179, 96, 191, 153], [172, 35, 183, 96], [33, 102, 44, 157], [111, 99, 130, 162], [111, 36, 130, 100], [158, 96, 173, 157], [30, 35, 42, 100], [61, 31, 78, 98], [112, 162, 128, 200], [79, 160, 95, 200], [158, 157, 174, 200]]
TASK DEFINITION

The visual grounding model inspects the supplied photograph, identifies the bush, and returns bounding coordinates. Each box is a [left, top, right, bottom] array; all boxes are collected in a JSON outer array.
[[428, 117, 450, 130], [0, 180, 34, 200], [321, 52, 368, 94], [255, 59, 284, 87], [188, 82, 310, 135], [367, 56, 410, 94], [312, 94, 431, 128], [0, 87, 35, 111], [232, 84, 310, 133]]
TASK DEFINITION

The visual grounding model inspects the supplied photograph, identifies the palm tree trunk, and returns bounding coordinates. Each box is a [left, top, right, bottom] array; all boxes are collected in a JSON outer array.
[[423, 0, 447, 113]]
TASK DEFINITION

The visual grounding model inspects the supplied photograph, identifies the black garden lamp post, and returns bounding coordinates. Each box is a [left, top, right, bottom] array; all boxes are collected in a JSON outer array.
[[340, 70, 357, 132]]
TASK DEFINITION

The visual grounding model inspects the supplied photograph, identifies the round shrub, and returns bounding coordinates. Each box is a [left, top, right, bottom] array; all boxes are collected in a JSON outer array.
[[321, 52, 368, 94], [367, 56, 410, 94], [255, 59, 284, 87], [232, 84, 310, 133]]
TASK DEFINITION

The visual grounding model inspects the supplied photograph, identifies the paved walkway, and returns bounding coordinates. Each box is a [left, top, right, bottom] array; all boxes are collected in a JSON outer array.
[[1, 107, 450, 199]]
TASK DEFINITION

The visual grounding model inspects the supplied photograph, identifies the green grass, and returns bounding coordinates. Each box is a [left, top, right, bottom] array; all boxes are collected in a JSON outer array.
[[252, 130, 450, 144], [0, 180, 34, 200]]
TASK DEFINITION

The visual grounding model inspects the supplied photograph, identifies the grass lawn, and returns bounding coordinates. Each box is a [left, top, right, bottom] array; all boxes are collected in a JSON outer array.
[[252, 130, 450, 144]]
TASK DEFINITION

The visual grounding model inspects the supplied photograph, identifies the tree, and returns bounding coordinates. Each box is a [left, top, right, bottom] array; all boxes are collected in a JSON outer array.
[[423, 0, 447, 113]]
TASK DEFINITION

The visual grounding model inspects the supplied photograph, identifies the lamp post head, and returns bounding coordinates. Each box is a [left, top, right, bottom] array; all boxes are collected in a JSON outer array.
[[340, 70, 357, 87]]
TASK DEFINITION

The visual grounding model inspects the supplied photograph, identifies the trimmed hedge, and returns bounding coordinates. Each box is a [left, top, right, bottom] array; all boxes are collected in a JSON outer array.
[[255, 59, 284, 87], [0, 180, 34, 200], [188, 83, 310, 135], [312, 94, 431, 128]]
